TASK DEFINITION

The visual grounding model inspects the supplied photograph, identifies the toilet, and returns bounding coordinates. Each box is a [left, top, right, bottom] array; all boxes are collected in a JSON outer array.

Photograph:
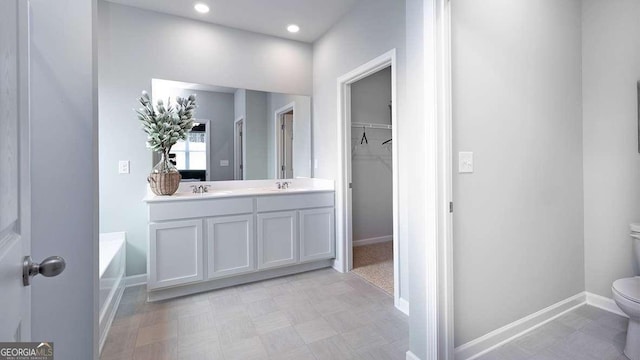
[[612, 224, 640, 360]]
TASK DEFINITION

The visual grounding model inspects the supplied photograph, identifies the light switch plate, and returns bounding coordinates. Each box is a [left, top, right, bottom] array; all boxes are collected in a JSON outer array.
[[458, 152, 473, 173], [118, 160, 130, 174], [220, 160, 229, 167], [314, 159, 319, 169]]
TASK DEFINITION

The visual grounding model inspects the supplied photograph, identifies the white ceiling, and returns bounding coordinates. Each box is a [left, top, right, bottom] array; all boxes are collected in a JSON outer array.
[[105, 0, 360, 43], [153, 79, 238, 94]]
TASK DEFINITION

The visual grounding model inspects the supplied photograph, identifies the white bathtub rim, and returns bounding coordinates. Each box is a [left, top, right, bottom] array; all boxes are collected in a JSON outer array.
[[100, 232, 125, 278]]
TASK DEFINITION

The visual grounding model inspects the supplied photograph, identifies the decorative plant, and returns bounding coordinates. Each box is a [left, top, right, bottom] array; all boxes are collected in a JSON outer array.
[[135, 91, 197, 173]]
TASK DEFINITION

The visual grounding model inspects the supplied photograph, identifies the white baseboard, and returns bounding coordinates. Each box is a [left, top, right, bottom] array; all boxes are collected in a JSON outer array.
[[406, 350, 420, 360], [396, 297, 410, 316], [586, 291, 627, 318], [125, 274, 147, 287], [353, 235, 392, 247], [455, 292, 587, 360]]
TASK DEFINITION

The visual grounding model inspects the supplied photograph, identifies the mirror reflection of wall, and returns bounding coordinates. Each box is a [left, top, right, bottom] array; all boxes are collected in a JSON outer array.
[[151, 79, 312, 181]]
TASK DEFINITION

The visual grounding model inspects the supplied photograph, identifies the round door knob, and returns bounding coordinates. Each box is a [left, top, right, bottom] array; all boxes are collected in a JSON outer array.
[[23, 256, 66, 286]]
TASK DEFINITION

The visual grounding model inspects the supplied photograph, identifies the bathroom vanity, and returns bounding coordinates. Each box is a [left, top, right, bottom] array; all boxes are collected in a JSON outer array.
[[143, 179, 335, 301]]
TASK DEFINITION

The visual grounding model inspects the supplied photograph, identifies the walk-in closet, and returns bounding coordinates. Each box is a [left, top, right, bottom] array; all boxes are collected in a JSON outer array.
[[350, 66, 394, 294]]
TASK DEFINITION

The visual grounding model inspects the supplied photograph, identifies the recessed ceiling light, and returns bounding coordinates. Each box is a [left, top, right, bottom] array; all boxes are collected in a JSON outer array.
[[194, 3, 210, 14], [287, 24, 300, 33]]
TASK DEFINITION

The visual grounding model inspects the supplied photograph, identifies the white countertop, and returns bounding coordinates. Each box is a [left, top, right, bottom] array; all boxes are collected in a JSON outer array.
[[144, 178, 334, 203]]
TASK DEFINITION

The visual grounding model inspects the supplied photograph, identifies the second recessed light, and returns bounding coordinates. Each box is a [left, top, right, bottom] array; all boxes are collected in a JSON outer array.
[[287, 24, 300, 33], [194, 3, 210, 14]]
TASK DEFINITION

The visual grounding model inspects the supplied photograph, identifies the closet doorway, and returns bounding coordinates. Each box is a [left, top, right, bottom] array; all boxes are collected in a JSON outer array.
[[350, 66, 394, 294], [336, 50, 401, 310]]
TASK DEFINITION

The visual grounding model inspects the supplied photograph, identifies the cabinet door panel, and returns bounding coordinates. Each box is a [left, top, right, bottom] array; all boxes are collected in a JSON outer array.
[[300, 208, 335, 262], [149, 220, 203, 290], [207, 215, 254, 279], [257, 211, 298, 269]]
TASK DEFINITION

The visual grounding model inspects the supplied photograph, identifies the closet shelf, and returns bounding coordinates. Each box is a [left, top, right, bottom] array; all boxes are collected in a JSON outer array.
[[351, 122, 392, 130]]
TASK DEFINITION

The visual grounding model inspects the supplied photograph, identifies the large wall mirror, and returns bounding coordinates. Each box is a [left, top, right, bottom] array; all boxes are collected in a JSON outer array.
[[151, 79, 312, 181]]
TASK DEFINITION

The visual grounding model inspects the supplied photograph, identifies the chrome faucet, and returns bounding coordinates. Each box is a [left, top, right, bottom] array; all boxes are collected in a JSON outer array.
[[190, 184, 211, 194], [277, 181, 290, 190]]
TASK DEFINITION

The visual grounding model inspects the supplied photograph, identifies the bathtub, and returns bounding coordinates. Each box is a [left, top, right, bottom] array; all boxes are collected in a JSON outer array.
[[99, 232, 126, 354]]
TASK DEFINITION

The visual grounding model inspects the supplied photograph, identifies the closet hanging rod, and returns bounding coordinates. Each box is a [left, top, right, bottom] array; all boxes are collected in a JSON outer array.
[[351, 122, 392, 130]]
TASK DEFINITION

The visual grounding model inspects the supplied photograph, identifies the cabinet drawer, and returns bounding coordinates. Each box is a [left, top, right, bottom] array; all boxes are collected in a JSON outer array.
[[149, 197, 253, 222], [256, 192, 334, 213]]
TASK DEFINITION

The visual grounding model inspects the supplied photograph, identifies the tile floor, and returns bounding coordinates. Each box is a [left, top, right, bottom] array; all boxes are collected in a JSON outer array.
[[100, 267, 409, 360], [476, 305, 630, 360]]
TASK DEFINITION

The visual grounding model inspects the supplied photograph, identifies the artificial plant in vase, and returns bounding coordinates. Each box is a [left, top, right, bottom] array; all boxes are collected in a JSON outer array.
[[136, 91, 197, 195]]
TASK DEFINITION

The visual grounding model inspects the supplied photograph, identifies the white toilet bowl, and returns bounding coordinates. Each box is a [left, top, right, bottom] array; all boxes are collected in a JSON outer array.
[[613, 223, 640, 360], [612, 277, 640, 360]]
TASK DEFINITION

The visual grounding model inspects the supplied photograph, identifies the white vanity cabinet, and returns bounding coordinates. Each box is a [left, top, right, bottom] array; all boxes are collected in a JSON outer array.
[[148, 219, 204, 290], [207, 215, 255, 279], [145, 185, 335, 301], [300, 208, 335, 263], [257, 211, 298, 270]]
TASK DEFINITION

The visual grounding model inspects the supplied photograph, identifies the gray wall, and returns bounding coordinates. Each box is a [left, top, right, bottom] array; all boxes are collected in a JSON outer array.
[[244, 90, 269, 180], [312, 0, 410, 304], [99, 1, 312, 276], [452, 0, 585, 346], [267, 93, 313, 179], [583, 0, 640, 297], [31, 0, 98, 357], [351, 68, 393, 241]]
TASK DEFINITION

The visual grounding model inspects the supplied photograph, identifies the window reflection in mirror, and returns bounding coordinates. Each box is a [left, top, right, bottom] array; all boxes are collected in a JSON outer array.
[[171, 122, 208, 181]]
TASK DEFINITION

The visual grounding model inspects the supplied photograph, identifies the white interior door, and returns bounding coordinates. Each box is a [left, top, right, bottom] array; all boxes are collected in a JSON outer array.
[[277, 112, 294, 179], [235, 119, 244, 180], [0, 0, 31, 342], [283, 113, 294, 179]]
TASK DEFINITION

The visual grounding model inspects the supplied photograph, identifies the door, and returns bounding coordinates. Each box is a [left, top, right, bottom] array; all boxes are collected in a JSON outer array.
[[207, 215, 254, 279], [148, 220, 204, 290], [278, 112, 294, 179], [299, 208, 335, 263], [0, 0, 30, 342], [234, 119, 244, 180], [257, 211, 298, 269], [282, 113, 294, 179]]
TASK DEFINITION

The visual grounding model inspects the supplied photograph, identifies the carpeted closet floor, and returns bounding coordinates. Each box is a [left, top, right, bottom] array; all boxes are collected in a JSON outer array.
[[352, 241, 394, 294]]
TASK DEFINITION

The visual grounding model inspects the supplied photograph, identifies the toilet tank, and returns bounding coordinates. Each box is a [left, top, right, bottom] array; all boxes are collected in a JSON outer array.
[[631, 223, 640, 274]]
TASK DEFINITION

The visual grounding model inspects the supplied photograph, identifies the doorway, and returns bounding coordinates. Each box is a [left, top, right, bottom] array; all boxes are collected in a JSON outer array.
[[335, 50, 402, 312], [274, 103, 295, 179], [234, 117, 245, 180], [349, 67, 394, 295]]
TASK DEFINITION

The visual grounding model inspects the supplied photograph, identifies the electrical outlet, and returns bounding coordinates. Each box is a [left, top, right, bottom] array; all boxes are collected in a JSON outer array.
[[220, 160, 229, 167], [118, 160, 130, 174], [458, 152, 473, 173]]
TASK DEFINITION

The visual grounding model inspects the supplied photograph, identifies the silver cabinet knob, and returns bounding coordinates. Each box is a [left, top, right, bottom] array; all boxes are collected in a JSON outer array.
[[23, 256, 66, 286]]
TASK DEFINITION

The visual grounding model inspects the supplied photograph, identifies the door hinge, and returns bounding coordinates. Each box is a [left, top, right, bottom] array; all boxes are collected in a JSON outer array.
[[449, 202, 453, 213]]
